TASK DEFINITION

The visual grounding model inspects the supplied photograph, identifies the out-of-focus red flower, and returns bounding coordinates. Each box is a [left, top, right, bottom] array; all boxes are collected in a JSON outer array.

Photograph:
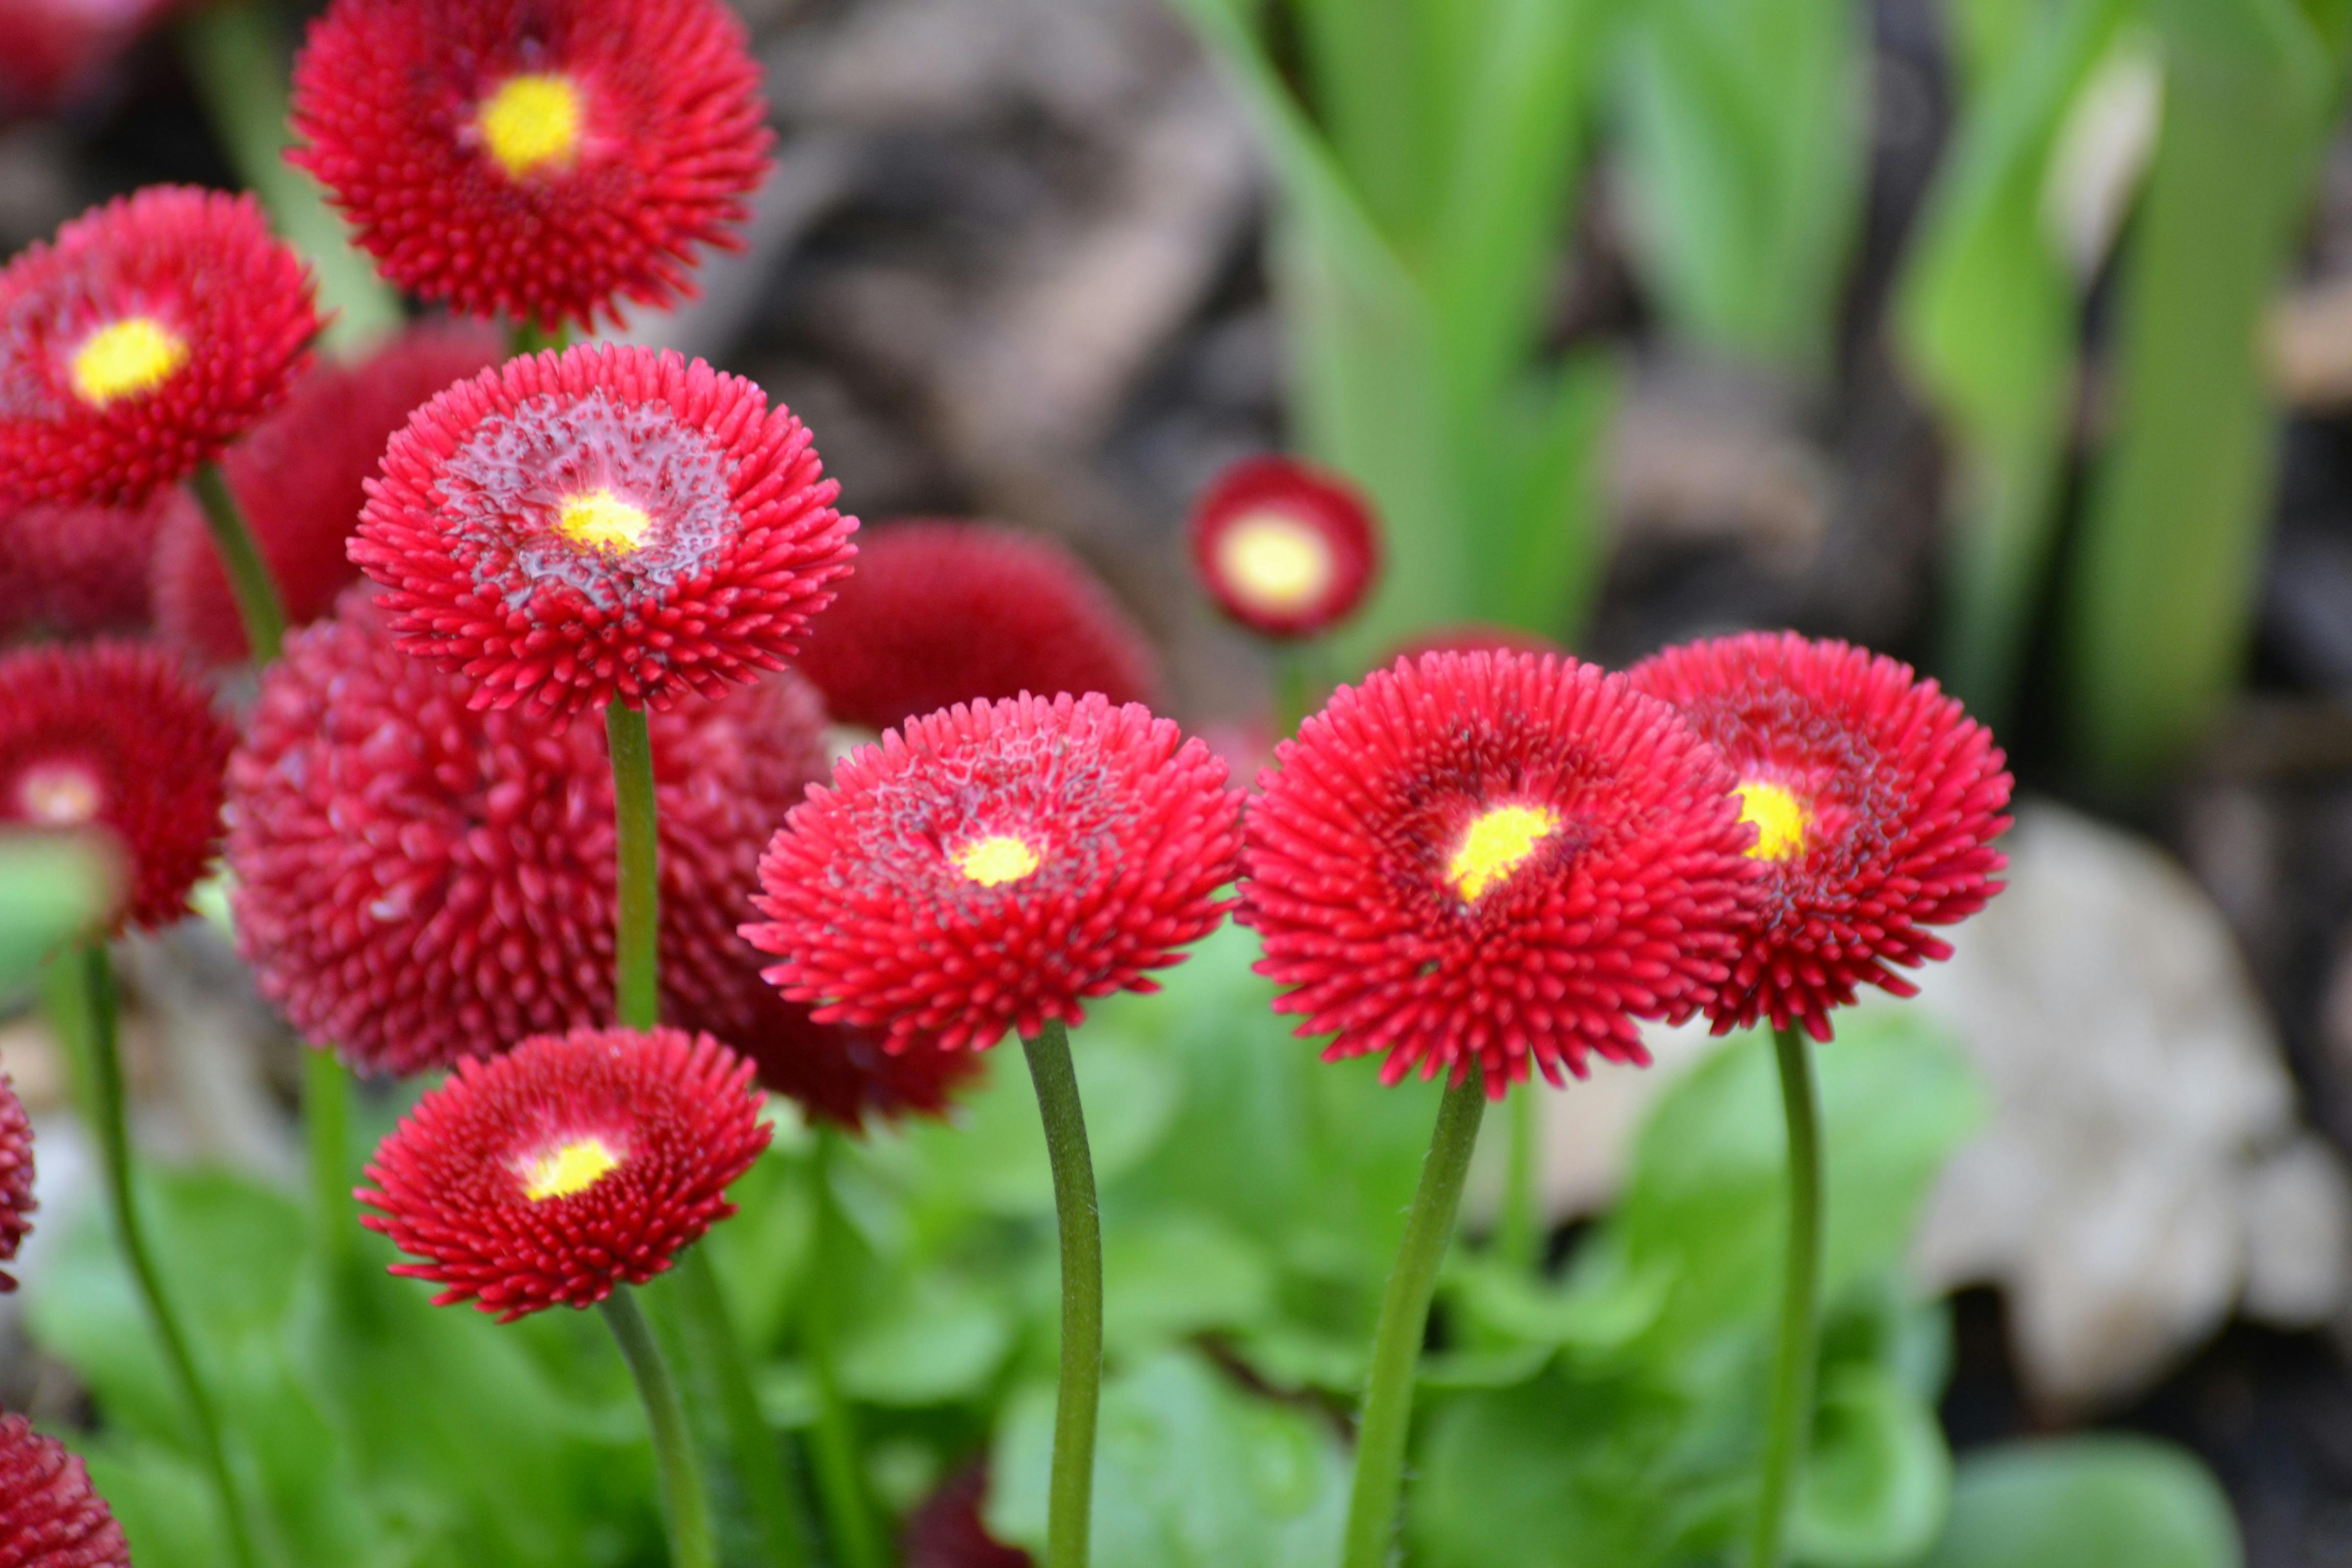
[[903, 1467, 1031, 1568], [0, 0, 180, 118], [0, 1075, 33, 1293], [1189, 455, 1380, 639], [1, 492, 178, 640], [0, 1413, 127, 1568]]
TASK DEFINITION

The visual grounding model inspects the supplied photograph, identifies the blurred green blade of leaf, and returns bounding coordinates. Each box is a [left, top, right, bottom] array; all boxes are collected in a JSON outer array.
[[1909, 1437, 2242, 1568], [0, 832, 117, 996], [1791, 1361, 1951, 1566]]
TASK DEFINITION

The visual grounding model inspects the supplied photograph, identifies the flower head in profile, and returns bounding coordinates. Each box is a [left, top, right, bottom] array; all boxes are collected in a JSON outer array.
[[289, 0, 771, 333], [1242, 650, 1759, 1095], [1631, 631, 2013, 1040], [0, 1075, 33, 1293], [2, 491, 179, 640], [351, 344, 855, 718], [745, 693, 1243, 1051], [0, 643, 234, 934], [1189, 455, 1380, 639], [0, 1413, 128, 1568], [358, 1026, 770, 1320], [0, 187, 318, 508]]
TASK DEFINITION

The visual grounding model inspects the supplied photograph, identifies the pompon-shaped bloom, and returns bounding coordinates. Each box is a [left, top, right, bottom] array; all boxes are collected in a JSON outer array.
[[0, 643, 233, 934], [357, 1026, 771, 1319], [1189, 455, 1380, 639], [0, 187, 318, 508], [1241, 650, 1760, 1096], [0, 1414, 128, 1568], [746, 693, 1243, 1051], [155, 323, 502, 663], [789, 520, 1160, 733], [1, 492, 179, 640], [289, 0, 771, 333], [0, 1076, 32, 1293], [1630, 631, 2013, 1041], [351, 344, 855, 719]]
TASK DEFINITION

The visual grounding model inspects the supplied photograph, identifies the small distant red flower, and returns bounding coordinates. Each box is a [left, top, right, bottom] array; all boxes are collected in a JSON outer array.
[[2, 492, 179, 640], [1630, 631, 2013, 1041], [0, 1414, 127, 1568], [0, 643, 233, 934], [745, 693, 1242, 1051], [358, 1025, 771, 1320], [789, 520, 1160, 733], [0, 1075, 33, 1293], [1242, 650, 1759, 1095], [0, 187, 318, 508], [903, 1467, 1031, 1568], [1189, 456, 1380, 639], [351, 344, 854, 719], [289, 0, 771, 334]]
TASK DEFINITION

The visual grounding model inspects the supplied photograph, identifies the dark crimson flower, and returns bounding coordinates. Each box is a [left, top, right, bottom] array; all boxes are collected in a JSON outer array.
[[351, 344, 854, 719], [1382, 622, 1564, 666], [1189, 455, 1380, 639], [154, 323, 502, 663], [358, 1025, 771, 1320], [903, 1467, 1031, 1568], [0, 643, 233, 934], [0, 1414, 127, 1568], [0, 0, 177, 117], [1630, 631, 2013, 1041], [0, 1075, 32, 1293], [1, 492, 178, 640], [289, 0, 771, 333], [789, 520, 1160, 733], [0, 187, 319, 508], [1241, 650, 1759, 1095]]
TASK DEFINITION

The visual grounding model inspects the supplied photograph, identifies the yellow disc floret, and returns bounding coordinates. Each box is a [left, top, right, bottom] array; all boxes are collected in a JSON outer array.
[[956, 834, 1041, 887], [69, 316, 188, 407], [1447, 803, 1559, 903], [479, 73, 585, 179], [522, 1137, 622, 1201], [557, 489, 654, 554], [1736, 780, 1810, 862], [1216, 511, 1333, 612]]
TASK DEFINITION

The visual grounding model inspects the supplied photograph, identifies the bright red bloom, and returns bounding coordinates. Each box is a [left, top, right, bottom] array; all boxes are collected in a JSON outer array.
[[789, 520, 1160, 733], [745, 693, 1243, 1051], [0, 1414, 127, 1568], [0, 1075, 32, 1293], [154, 323, 502, 663], [1, 492, 178, 640], [0, 643, 233, 934], [0, 187, 318, 508], [351, 344, 854, 719], [1630, 631, 2013, 1041], [1189, 455, 1380, 639], [288, 0, 771, 334], [0, 0, 178, 117], [358, 1025, 771, 1320], [1241, 650, 1759, 1095]]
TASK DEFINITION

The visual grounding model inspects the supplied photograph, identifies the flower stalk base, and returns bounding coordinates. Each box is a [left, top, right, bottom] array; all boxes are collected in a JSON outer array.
[[1022, 1019, 1102, 1568], [1748, 1022, 1824, 1568]]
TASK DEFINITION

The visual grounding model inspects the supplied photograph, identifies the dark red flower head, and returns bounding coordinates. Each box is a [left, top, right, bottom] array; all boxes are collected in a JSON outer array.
[[2, 492, 178, 640], [788, 520, 1161, 733], [0, 1076, 33, 1293], [358, 1025, 771, 1320], [903, 1467, 1031, 1568], [0, 1414, 127, 1568], [0, 0, 177, 118], [745, 693, 1243, 1051], [1189, 455, 1380, 639], [155, 322, 502, 663], [0, 643, 233, 934], [0, 186, 319, 508], [351, 344, 855, 719], [1630, 631, 2013, 1041], [1241, 650, 1759, 1096], [289, 0, 771, 334]]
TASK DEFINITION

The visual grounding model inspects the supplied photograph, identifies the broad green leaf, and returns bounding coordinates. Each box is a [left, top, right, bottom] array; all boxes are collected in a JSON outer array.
[[1102, 1209, 1276, 1356], [838, 1271, 1015, 1406], [1915, 1438, 2240, 1568], [1792, 1362, 1951, 1565]]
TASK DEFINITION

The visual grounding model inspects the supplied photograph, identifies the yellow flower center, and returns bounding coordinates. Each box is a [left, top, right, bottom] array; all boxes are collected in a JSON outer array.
[[479, 73, 585, 179], [956, 835, 1041, 887], [1447, 803, 1559, 903], [16, 763, 101, 826], [69, 317, 188, 407], [557, 488, 653, 554], [1215, 511, 1333, 612], [1736, 780, 1810, 862], [522, 1137, 622, 1202]]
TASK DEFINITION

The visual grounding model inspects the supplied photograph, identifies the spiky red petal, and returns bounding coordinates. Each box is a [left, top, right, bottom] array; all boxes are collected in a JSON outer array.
[[0, 1076, 33, 1293]]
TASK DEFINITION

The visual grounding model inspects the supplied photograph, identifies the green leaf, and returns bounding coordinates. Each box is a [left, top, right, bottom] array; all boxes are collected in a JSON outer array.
[[1792, 1362, 1951, 1565], [837, 1271, 1015, 1406], [1102, 1210, 1276, 1356], [1915, 1438, 2240, 1568]]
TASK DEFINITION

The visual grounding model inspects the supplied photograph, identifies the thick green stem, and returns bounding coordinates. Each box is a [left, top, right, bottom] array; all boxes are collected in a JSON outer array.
[[1341, 1073, 1487, 1568], [672, 1249, 817, 1568], [602, 1288, 718, 1568], [1497, 1086, 1540, 1271], [1748, 1023, 1825, 1568], [605, 701, 660, 1031], [803, 1131, 888, 1568], [1021, 1021, 1103, 1568], [304, 1047, 353, 1264], [47, 942, 261, 1568], [189, 463, 285, 666]]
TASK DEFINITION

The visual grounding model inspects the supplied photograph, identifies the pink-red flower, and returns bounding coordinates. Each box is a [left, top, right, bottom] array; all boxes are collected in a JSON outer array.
[[358, 1025, 771, 1320], [1, 493, 177, 640], [0, 1075, 32, 1293], [351, 344, 855, 718], [0, 187, 318, 508], [1241, 650, 1759, 1095], [0, 0, 178, 118], [745, 693, 1242, 1051], [1630, 631, 2013, 1040], [289, 0, 771, 333], [1189, 455, 1380, 639], [0, 1414, 127, 1568]]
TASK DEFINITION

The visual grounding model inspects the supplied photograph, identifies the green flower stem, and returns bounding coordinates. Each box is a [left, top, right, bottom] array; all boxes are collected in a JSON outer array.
[[802, 1130, 887, 1568], [46, 941, 261, 1568], [1748, 1022, 1825, 1568], [1341, 1072, 1487, 1568], [673, 1249, 818, 1568], [1021, 1020, 1103, 1568], [602, 1287, 719, 1568], [1497, 1085, 1540, 1271], [189, 463, 285, 666], [605, 701, 660, 1032]]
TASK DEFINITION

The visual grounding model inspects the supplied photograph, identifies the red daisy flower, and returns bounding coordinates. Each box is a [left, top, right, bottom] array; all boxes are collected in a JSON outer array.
[[350, 344, 855, 719], [0, 186, 319, 508], [155, 322, 502, 663], [0, 1075, 33, 1293], [0, 1414, 127, 1568], [1189, 455, 1380, 639], [0, 642, 233, 934], [1629, 631, 2013, 1040], [904, 1467, 1031, 1568], [1, 492, 178, 640], [288, 0, 771, 333], [1241, 650, 1759, 1095], [0, 0, 177, 117], [788, 520, 1161, 733], [744, 693, 1243, 1052], [358, 1025, 771, 1320]]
